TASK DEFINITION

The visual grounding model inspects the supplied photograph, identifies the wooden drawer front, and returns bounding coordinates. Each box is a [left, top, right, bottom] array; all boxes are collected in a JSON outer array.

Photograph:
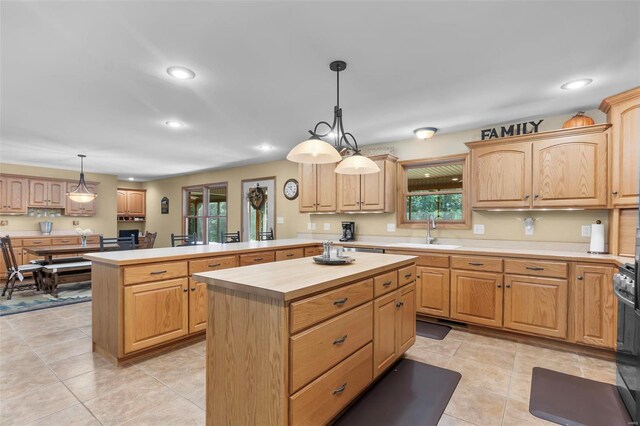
[[124, 261, 188, 285], [51, 237, 80, 245], [304, 246, 324, 257], [239, 251, 275, 266], [22, 238, 51, 247], [275, 248, 304, 262], [398, 265, 416, 287], [86, 235, 101, 244], [189, 255, 237, 275], [290, 302, 373, 393], [374, 270, 398, 297], [451, 255, 503, 273], [290, 279, 374, 333], [290, 343, 373, 426], [504, 259, 568, 279], [385, 250, 449, 268]]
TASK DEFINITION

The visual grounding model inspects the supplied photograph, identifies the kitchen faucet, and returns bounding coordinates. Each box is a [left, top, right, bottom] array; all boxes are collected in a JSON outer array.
[[426, 213, 437, 244]]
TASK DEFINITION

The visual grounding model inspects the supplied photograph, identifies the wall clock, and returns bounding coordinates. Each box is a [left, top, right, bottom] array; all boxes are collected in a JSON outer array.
[[283, 179, 299, 200]]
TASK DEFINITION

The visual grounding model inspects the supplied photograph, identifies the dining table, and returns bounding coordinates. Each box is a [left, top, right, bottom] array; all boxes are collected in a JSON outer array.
[[23, 244, 122, 264]]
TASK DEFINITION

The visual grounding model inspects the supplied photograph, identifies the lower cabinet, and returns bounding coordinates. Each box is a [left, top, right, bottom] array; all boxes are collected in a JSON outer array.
[[188, 278, 208, 334], [416, 266, 450, 318], [450, 270, 503, 327], [373, 282, 416, 377], [124, 278, 189, 354], [574, 264, 616, 349], [503, 275, 568, 339]]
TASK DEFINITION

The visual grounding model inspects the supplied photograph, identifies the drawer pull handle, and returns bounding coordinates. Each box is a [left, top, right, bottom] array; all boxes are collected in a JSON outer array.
[[333, 298, 348, 306], [286, 253, 295, 257], [333, 335, 348, 345], [333, 383, 347, 395], [468, 262, 484, 266], [254, 257, 263, 261], [526, 266, 544, 271], [33, 242, 42, 245], [208, 263, 221, 267], [60, 240, 70, 243], [150, 270, 167, 275], [382, 280, 393, 287], [404, 273, 413, 278]]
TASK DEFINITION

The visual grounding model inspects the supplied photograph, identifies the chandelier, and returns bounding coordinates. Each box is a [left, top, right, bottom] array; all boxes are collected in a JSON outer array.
[[287, 61, 380, 175], [67, 154, 97, 203]]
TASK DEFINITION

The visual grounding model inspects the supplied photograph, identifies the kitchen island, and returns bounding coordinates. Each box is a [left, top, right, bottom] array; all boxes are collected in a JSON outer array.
[[193, 251, 417, 426]]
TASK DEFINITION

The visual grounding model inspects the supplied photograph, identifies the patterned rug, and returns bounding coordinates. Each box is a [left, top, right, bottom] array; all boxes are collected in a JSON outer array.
[[0, 281, 91, 316]]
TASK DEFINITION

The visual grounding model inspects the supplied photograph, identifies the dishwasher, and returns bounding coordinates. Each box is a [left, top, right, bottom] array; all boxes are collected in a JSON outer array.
[[342, 246, 385, 254]]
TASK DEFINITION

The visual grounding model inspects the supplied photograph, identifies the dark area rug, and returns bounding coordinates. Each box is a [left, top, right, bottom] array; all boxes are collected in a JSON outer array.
[[333, 358, 461, 426], [416, 320, 451, 340], [0, 281, 91, 316], [530, 367, 631, 426]]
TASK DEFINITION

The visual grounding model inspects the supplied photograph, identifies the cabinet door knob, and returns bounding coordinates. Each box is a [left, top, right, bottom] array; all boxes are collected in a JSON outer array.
[[612, 191, 618, 196], [524, 194, 530, 199], [183, 288, 188, 292], [497, 284, 502, 288], [506, 284, 511, 288], [534, 194, 539, 199], [191, 287, 196, 291], [577, 276, 583, 280]]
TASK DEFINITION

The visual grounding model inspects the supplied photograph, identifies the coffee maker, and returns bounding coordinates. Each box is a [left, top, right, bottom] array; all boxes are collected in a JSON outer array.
[[340, 222, 355, 242]]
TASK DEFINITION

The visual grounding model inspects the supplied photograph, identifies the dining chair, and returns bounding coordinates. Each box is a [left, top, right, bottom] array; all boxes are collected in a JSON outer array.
[[221, 231, 241, 243], [258, 228, 274, 241], [99, 235, 135, 251], [140, 231, 157, 249], [1, 236, 44, 300], [171, 232, 198, 247]]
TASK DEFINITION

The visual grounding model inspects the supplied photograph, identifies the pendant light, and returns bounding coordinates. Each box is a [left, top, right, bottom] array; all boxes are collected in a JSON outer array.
[[67, 154, 97, 203], [287, 60, 380, 174]]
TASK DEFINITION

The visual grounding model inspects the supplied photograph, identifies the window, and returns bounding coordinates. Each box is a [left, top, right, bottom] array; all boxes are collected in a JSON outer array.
[[397, 155, 470, 228], [183, 184, 227, 243]]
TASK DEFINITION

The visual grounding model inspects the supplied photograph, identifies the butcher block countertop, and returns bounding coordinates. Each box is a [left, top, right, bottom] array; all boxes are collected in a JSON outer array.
[[193, 251, 416, 301]]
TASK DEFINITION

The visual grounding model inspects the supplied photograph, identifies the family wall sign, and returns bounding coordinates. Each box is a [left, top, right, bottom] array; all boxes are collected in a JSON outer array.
[[481, 119, 544, 140]]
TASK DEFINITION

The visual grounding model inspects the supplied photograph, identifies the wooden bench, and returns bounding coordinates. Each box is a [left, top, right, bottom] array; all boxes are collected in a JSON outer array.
[[42, 261, 92, 297]]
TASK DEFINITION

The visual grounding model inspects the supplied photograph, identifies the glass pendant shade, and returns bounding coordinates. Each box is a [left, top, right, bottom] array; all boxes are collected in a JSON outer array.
[[286, 137, 342, 164], [67, 155, 97, 203], [334, 154, 380, 175]]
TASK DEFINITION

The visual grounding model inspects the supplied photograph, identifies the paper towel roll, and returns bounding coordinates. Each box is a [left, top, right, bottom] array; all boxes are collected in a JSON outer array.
[[589, 223, 605, 253]]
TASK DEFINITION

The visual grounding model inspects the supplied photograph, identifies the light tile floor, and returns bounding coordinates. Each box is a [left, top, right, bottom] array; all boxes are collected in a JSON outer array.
[[0, 303, 617, 425]]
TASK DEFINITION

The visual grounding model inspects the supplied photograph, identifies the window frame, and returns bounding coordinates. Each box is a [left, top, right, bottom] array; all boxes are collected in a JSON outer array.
[[182, 182, 228, 244], [396, 154, 470, 229]]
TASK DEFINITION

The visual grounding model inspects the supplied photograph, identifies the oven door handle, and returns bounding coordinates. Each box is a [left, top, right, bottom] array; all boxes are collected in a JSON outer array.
[[614, 287, 635, 309]]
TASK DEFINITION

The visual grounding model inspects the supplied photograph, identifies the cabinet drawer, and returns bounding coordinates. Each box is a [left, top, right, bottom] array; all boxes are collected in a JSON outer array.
[[374, 271, 398, 297], [398, 265, 416, 286], [124, 261, 188, 285], [290, 343, 373, 426], [304, 246, 324, 257], [189, 256, 237, 275], [239, 251, 275, 266], [86, 236, 101, 244], [51, 237, 80, 245], [385, 250, 450, 268], [290, 279, 373, 333], [451, 255, 503, 272], [23, 238, 51, 247], [504, 259, 568, 279], [275, 248, 304, 262], [290, 302, 373, 393]]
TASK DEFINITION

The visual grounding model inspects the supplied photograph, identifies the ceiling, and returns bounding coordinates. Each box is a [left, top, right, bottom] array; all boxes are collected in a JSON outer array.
[[1, 1, 639, 181]]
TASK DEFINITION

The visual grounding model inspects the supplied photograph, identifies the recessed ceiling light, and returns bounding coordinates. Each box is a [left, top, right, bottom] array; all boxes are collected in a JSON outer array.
[[424, 173, 431, 177], [560, 79, 593, 90], [257, 144, 275, 151], [452, 178, 459, 181], [414, 127, 438, 140], [128, 177, 134, 181], [165, 120, 184, 128], [167, 66, 196, 80]]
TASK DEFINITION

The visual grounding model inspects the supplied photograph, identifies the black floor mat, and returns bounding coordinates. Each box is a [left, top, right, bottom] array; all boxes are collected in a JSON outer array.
[[416, 320, 451, 340], [530, 367, 631, 426], [333, 358, 461, 426]]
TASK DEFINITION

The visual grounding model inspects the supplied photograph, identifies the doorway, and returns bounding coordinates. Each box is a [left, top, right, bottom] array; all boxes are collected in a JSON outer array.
[[241, 178, 275, 242]]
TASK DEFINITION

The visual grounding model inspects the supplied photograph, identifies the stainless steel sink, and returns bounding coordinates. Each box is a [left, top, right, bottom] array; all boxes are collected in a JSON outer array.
[[385, 243, 462, 250]]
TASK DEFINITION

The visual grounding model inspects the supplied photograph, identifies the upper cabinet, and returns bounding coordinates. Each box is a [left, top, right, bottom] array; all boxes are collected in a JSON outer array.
[[117, 188, 146, 218], [29, 179, 66, 208], [337, 155, 397, 213], [600, 87, 640, 207], [298, 163, 337, 213], [0, 177, 28, 214], [467, 125, 610, 209], [66, 182, 97, 216]]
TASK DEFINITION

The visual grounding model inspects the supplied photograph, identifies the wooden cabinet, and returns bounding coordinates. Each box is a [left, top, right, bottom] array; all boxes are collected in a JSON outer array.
[[0, 176, 28, 214], [467, 125, 610, 209], [471, 141, 532, 208], [532, 133, 608, 207], [275, 248, 304, 261], [298, 163, 337, 212], [29, 179, 66, 208], [123, 278, 189, 353], [117, 188, 146, 217], [239, 251, 275, 266], [574, 264, 616, 349], [398, 283, 416, 353], [416, 266, 450, 318], [337, 155, 397, 213], [600, 87, 640, 207], [188, 278, 208, 334], [65, 182, 97, 216], [503, 275, 568, 339], [450, 270, 503, 328]]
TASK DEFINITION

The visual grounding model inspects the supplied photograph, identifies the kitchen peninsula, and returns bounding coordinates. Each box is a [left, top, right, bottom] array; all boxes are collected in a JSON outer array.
[[193, 251, 417, 425]]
